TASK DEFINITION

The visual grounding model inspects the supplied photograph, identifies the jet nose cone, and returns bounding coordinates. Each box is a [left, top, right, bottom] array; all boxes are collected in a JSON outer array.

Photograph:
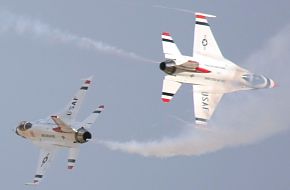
[[269, 79, 277, 88], [15, 127, 20, 136]]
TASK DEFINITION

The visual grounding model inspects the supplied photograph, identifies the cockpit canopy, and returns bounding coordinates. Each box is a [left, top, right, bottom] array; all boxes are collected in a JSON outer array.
[[17, 121, 32, 131], [242, 74, 268, 88]]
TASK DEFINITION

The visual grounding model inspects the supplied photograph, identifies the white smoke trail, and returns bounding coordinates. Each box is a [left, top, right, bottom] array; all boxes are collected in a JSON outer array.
[[100, 24, 290, 157], [153, 5, 194, 14], [0, 10, 156, 63]]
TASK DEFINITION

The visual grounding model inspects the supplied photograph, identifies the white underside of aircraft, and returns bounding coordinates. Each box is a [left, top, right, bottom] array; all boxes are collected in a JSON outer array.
[[15, 77, 104, 185], [159, 12, 275, 125]]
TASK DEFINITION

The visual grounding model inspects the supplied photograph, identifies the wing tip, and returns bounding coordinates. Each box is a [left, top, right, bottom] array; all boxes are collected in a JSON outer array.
[[85, 80, 91, 84], [25, 181, 39, 186], [161, 98, 171, 103], [195, 117, 208, 125], [82, 76, 94, 84], [195, 12, 216, 18], [162, 32, 171, 36]]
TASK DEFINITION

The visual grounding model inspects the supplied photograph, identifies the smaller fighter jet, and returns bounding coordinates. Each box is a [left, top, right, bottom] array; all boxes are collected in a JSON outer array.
[[159, 12, 276, 125], [15, 77, 104, 185]]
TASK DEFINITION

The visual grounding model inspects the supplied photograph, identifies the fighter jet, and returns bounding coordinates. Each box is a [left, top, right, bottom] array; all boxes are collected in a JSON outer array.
[[15, 77, 104, 185], [159, 12, 275, 125]]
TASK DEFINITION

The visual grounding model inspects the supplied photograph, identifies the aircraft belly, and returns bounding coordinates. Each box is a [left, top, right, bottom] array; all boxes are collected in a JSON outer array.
[[27, 129, 76, 146], [166, 72, 242, 93], [174, 73, 226, 85]]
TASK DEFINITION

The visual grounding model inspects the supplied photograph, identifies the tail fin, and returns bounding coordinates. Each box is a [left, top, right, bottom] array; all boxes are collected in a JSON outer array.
[[82, 105, 104, 129], [161, 32, 182, 59]]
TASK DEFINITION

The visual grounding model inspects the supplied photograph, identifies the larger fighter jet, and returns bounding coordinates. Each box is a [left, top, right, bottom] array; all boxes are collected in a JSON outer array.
[[160, 12, 276, 125], [15, 77, 104, 185]]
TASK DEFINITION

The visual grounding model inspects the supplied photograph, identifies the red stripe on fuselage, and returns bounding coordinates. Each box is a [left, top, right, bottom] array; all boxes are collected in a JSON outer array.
[[52, 127, 63, 133], [196, 67, 211, 73]]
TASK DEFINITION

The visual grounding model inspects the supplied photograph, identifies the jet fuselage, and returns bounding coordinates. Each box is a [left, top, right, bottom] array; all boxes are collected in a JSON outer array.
[[160, 54, 275, 94], [16, 121, 91, 148]]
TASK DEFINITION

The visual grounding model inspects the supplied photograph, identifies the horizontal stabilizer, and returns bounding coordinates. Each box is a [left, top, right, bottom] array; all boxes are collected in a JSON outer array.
[[82, 105, 105, 129], [67, 147, 79, 170], [161, 32, 182, 59], [161, 76, 182, 103]]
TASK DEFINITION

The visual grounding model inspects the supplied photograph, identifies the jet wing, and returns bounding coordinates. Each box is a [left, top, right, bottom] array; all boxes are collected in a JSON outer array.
[[193, 85, 223, 125], [161, 76, 182, 103], [51, 115, 75, 133], [25, 146, 57, 185], [60, 76, 93, 124], [193, 12, 223, 59]]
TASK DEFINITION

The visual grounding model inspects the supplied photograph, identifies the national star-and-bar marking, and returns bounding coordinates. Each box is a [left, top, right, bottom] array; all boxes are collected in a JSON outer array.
[[41, 153, 50, 167]]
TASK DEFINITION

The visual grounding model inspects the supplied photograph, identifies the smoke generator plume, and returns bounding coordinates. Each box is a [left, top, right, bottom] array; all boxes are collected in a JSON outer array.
[[153, 5, 194, 14], [101, 24, 290, 157], [0, 10, 155, 63]]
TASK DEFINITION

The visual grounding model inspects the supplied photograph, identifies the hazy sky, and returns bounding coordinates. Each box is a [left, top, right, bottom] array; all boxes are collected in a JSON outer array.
[[1, 0, 290, 190]]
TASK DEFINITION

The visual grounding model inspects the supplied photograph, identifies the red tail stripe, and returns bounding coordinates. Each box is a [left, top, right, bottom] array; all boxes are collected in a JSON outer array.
[[162, 98, 171, 103], [85, 80, 91, 84], [162, 32, 171, 36], [196, 15, 206, 19]]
